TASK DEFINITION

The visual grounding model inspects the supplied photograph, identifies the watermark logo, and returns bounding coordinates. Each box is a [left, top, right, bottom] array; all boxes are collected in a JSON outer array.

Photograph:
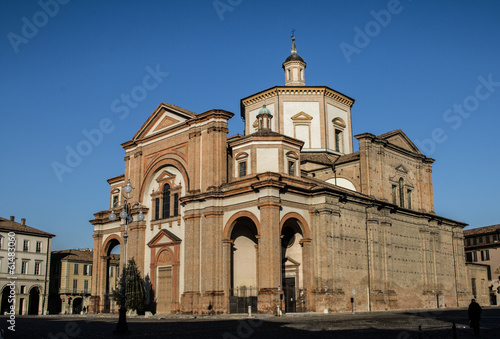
[[51, 64, 169, 183], [339, 0, 404, 63], [7, 0, 71, 54], [213, 0, 243, 22], [6, 232, 16, 332], [415, 74, 500, 155], [223, 318, 263, 339], [43, 322, 81, 339]]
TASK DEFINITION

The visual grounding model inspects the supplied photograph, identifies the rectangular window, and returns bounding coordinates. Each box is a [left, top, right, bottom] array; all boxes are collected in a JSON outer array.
[[335, 129, 343, 152], [173, 193, 179, 216], [0, 236, 3, 249], [89, 264, 92, 276], [481, 250, 490, 261], [110, 266, 113, 277], [154, 198, 160, 220], [73, 279, 78, 293], [473, 251, 478, 262], [239, 161, 247, 177], [34, 261, 41, 275], [392, 185, 397, 205], [74, 264, 79, 275], [84, 280, 89, 293], [407, 190, 412, 209], [21, 261, 28, 274], [112, 195, 119, 208], [478, 236, 483, 244], [465, 252, 473, 262], [20, 286, 25, 294], [23, 240, 29, 252], [288, 161, 295, 176], [83, 265, 88, 276], [473, 237, 477, 245], [36, 241, 42, 253]]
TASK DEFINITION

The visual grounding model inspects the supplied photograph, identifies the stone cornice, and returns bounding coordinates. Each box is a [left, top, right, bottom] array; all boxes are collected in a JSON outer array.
[[240, 85, 355, 118]]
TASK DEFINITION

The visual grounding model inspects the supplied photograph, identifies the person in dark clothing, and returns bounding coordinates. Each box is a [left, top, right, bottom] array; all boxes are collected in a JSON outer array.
[[468, 298, 482, 336]]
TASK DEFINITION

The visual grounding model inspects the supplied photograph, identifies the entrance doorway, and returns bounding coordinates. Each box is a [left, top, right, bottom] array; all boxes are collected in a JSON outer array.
[[284, 277, 296, 313], [72, 297, 83, 314], [28, 287, 40, 315], [157, 266, 173, 314]]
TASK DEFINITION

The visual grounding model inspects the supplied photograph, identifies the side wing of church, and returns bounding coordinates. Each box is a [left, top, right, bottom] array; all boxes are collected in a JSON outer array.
[[89, 37, 473, 314]]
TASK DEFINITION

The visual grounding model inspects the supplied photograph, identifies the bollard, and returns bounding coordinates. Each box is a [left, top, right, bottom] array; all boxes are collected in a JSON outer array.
[[452, 323, 457, 339], [418, 325, 423, 339], [248, 305, 251, 317]]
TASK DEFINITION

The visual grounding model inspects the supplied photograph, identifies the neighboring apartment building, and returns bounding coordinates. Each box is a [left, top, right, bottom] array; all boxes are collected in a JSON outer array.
[[48, 249, 119, 314], [0, 216, 54, 315], [464, 224, 500, 305]]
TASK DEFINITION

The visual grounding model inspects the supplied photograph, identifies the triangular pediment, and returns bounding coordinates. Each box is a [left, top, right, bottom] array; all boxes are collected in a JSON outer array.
[[156, 170, 176, 183], [148, 229, 182, 248], [291, 111, 313, 121], [377, 129, 421, 154], [396, 165, 408, 173], [133, 103, 196, 140]]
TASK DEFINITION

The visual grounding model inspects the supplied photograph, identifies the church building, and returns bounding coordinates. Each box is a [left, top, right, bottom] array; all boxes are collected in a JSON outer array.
[[90, 36, 474, 314]]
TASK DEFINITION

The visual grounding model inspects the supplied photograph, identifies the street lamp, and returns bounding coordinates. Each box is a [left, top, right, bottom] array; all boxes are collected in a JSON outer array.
[[109, 179, 144, 334]]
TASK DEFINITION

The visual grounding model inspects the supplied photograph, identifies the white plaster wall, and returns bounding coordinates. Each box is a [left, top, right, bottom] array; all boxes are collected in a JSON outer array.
[[327, 103, 351, 153], [256, 148, 279, 173], [325, 177, 357, 191], [143, 165, 186, 299], [283, 102, 321, 149], [233, 236, 257, 288]]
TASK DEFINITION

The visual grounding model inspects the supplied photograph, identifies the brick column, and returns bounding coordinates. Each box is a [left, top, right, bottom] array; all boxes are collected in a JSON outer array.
[[222, 239, 233, 313], [257, 196, 281, 313], [181, 214, 201, 313]]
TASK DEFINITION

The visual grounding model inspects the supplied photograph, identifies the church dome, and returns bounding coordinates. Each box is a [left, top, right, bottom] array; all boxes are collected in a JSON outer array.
[[258, 105, 272, 116], [284, 53, 304, 63]]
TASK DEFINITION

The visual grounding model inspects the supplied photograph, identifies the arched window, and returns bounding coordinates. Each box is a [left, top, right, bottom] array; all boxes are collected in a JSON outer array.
[[162, 184, 171, 219], [399, 178, 405, 208]]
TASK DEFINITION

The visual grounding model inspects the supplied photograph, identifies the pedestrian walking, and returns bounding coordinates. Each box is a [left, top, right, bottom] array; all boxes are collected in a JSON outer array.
[[468, 298, 482, 336]]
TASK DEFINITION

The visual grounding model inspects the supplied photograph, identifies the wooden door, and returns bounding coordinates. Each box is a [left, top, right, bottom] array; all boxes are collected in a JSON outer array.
[[157, 266, 173, 314]]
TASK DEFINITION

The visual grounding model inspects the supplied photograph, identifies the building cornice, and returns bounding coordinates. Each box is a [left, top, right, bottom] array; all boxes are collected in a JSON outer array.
[[240, 86, 355, 119]]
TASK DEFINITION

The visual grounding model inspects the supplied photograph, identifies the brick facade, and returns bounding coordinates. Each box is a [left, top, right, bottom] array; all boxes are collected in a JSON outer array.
[[89, 39, 478, 314]]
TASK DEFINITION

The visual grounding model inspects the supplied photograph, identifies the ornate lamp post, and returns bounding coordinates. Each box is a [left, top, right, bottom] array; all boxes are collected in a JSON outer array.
[[109, 179, 144, 334]]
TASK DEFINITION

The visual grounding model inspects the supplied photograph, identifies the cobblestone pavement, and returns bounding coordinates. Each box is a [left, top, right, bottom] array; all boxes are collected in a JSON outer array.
[[1, 307, 499, 338]]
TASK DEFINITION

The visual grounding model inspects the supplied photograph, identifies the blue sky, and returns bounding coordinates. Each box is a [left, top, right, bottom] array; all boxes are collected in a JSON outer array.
[[1, 0, 499, 250]]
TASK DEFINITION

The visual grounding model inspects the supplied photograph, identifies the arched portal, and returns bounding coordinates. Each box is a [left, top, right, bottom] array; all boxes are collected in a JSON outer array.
[[281, 218, 305, 313], [229, 216, 258, 313], [72, 297, 83, 314], [1, 285, 12, 314], [102, 237, 121, 313], [28, 286, 40, 315]]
